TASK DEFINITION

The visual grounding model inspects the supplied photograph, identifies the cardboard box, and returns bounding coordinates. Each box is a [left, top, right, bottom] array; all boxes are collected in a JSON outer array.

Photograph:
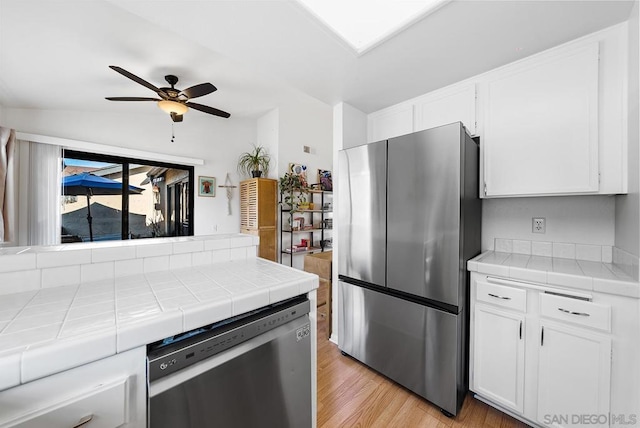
[[303, 251, 332, 280]]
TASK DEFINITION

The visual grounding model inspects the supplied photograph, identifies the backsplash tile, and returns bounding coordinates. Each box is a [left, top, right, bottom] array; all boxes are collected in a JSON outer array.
[[41, 266, 80, 288], [0, 270, 41, 294], [512, 240, 532, 255], [0, 234, 270, 295], [80, 262, 115, 283], [37, 249, 91, 269], [143, 256, 170, 273], [531, 241, 552, 257], [0, 253, 36, 274], [92, 246, 136, 264], [495, 238, 513, 253], [575, 244, 601, 262], [552, 242, 576, 259]]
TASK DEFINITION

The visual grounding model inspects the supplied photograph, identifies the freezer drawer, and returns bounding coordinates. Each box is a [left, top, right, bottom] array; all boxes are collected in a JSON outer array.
[[338, 280, 466, 415]]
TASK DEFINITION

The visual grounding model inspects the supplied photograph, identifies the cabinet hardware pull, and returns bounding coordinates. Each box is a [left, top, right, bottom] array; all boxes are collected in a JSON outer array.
[[519, 321, 522, 339], [558, 308, 590, 317], [541, 326, 544, 346], [72, 415, 93, 428], [488, 293, 511, 300]]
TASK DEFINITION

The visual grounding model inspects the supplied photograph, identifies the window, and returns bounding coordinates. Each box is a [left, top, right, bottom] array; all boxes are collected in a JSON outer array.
[[61, 150, 194, 243]]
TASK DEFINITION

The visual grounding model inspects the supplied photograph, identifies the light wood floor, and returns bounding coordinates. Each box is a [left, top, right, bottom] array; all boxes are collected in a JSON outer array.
[[316, 317, 529, 428]]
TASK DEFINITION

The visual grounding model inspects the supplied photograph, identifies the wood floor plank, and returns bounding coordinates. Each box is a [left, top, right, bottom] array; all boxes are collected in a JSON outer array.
[[316, 317, 527, 428]]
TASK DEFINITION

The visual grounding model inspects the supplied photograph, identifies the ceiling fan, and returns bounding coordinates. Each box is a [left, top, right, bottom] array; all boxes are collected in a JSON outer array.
[[105, 65, 231, 122]]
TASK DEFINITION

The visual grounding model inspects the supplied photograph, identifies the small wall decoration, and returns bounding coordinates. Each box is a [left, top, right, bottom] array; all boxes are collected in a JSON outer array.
[[218, 173, 237, 215], [318, 169, 332, 191], [288, 163, 307, 179], [198, 176, 216, 197]]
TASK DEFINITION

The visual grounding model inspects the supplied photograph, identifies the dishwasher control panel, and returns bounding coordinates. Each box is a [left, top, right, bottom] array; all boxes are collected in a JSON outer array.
[[147, 297, 310, 382]]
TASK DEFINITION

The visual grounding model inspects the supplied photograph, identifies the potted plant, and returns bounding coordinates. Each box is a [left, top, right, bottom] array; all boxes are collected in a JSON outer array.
[[237, 144, 271, 178], [279, 172, 309, 212]]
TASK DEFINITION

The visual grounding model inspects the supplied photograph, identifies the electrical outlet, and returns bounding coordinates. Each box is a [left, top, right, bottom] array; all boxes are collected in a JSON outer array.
[[532, 217, 546, 234]]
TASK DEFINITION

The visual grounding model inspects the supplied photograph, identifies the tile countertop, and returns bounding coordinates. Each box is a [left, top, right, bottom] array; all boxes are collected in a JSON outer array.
[[0, 258, 318, 392], [468, 251, 640, 298]]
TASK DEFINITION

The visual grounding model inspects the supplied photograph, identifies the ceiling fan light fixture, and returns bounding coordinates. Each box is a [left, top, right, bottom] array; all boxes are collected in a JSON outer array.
[[158, 100, 188, 115]]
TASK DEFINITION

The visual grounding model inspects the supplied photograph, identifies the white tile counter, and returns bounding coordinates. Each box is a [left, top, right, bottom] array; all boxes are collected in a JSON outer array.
[[468, 250, 640, 298], [0, 235, 318, 392]]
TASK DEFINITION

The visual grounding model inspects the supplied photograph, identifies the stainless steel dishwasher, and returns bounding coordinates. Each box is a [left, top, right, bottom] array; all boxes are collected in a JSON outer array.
[[147, 296, 312, 428]]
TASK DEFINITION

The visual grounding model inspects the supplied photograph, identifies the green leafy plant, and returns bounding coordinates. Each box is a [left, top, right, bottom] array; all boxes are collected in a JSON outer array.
[[279, 172, 310, 213], [237, 144, 271, 178]]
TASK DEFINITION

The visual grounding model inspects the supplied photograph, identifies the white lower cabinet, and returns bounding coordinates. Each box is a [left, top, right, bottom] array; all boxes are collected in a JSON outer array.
[[0, 347, 146, 428], [470, 273, 615, 428], [472, 304, 525, 413], [537, 321, 611, 428]]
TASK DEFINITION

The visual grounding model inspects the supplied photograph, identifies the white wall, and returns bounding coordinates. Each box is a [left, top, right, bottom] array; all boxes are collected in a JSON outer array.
[[256, 108, 280, 180], [2, 107, 256, 236], [615, 0, 640, 263], [482, 196, 616, 251], [277, 99, 333, 269], [277, 100, 333, 178]]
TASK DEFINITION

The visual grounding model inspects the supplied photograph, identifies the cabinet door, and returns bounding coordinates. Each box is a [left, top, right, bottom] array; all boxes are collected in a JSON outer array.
[[367, 103, 413, 142], [482, 43, 599, 197], [537, 321, 611, 428], [472, 303, 525, 413], [414, 83, 476, 135]]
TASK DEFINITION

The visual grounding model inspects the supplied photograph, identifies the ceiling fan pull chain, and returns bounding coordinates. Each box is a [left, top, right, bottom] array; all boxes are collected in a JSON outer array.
[[171, 122, 175, 143]]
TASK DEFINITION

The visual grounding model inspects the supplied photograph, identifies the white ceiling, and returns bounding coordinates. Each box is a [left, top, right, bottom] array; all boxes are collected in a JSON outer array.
[[0, 0, 634, 121]]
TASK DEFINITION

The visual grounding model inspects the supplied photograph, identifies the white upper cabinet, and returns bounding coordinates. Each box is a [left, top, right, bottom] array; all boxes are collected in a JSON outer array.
[[413, 83, 477, 135], [366, 23, 627, 197], [367, 82, 476, 143], [479, 24, 628, 197], [367, 104, 413, 143], [481, 43, 600, 197]]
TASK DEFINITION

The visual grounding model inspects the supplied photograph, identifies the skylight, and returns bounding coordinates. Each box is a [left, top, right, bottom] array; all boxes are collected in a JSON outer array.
[[297, 0, 447, 54]]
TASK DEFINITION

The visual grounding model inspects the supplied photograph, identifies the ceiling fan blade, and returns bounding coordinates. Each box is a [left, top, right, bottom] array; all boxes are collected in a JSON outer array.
[[105, 97, 161, 102], [179, 83, 217, 99], [109, 66, 168, 98], [171, 112, 184, 122], [187, 102, 231, 118]]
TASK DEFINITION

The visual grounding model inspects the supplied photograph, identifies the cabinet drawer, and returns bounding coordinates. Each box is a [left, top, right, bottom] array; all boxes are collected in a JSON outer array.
[[476, 281, 526, 312], [4, 378, 127, 428], [540, 293, 611, 332]]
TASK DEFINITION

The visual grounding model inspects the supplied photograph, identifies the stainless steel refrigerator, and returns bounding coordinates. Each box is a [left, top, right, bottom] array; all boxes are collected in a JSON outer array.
[[337, 122, 481, 416]]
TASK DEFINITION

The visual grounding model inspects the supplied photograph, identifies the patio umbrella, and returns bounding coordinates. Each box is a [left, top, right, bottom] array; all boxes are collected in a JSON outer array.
[[62, 172, 144, 241]]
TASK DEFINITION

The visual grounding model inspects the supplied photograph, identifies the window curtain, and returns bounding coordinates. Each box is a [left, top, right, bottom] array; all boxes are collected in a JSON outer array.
[[0, 127, 16, 243], [27, 141, 61, 246]]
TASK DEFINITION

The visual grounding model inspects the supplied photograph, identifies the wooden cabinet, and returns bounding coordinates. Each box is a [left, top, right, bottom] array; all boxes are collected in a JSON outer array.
[[481, 43, 600, 197], [537, 321, 611, 428], [472, 303, 525, 413], [304, 250, 332, 338], [240, 178, 277, 261]]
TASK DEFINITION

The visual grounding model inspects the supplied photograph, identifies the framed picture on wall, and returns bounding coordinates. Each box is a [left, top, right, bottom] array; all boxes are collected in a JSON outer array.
[[198, 176, 216, 197], [318, 169, 332, 191]]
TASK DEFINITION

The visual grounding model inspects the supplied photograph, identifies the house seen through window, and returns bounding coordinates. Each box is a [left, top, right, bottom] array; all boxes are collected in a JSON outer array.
[[61, 150, 194, 243]]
